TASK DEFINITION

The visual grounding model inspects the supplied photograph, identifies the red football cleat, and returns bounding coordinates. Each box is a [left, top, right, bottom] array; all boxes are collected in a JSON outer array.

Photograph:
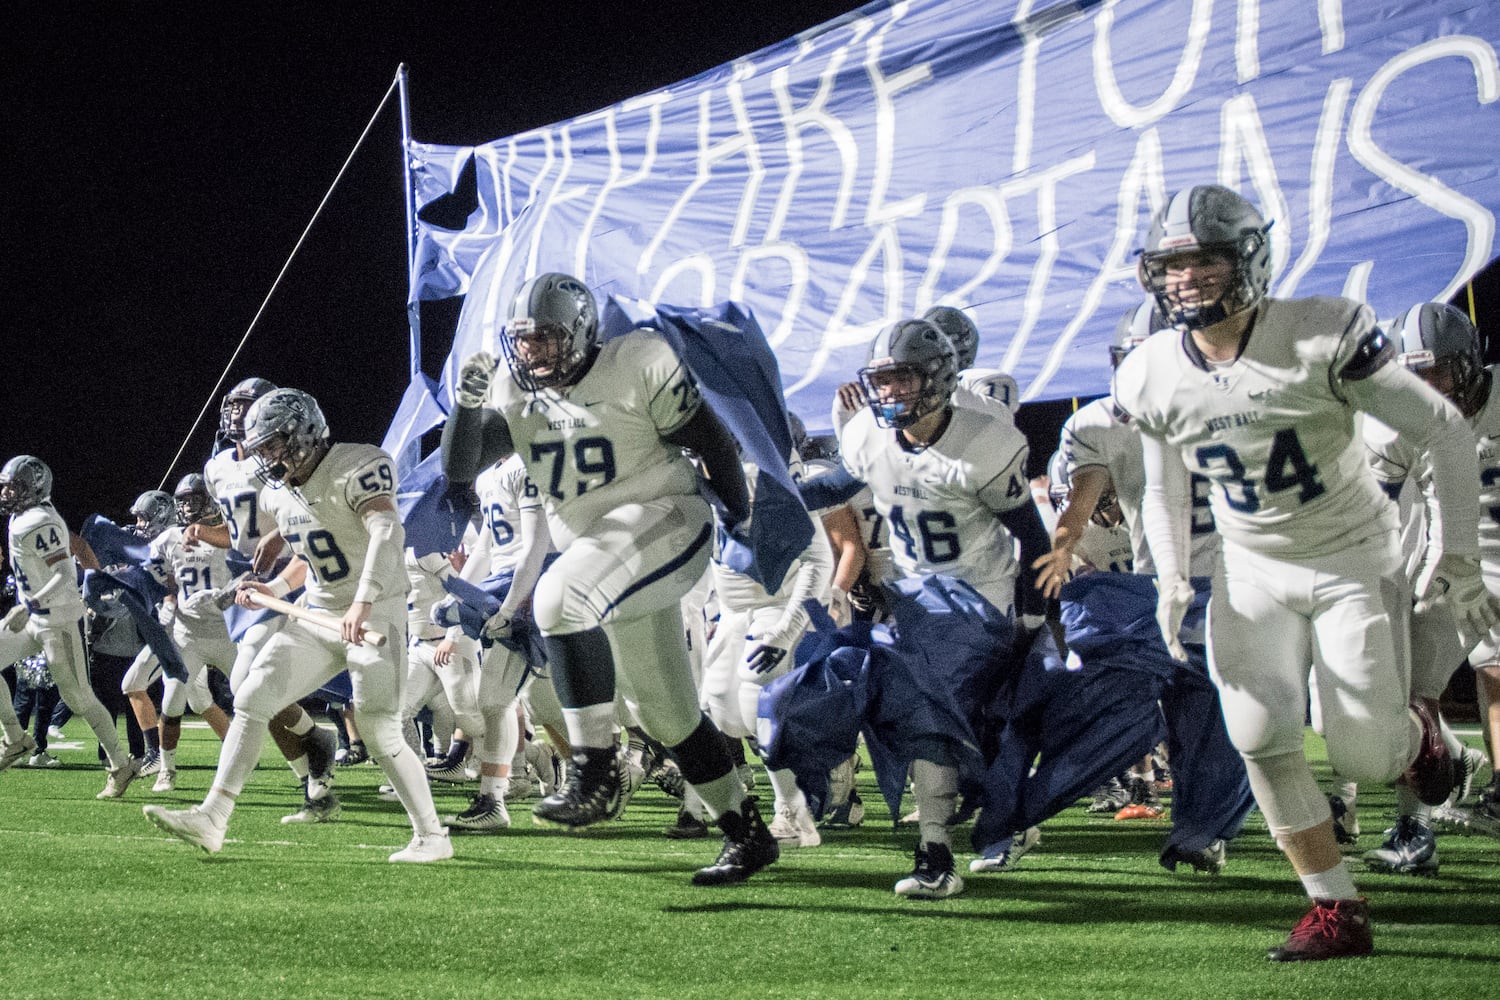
[[1267, 898, 1373, 962], [1404, 700, 1459, 807], [1114, 803, 1165, 821]]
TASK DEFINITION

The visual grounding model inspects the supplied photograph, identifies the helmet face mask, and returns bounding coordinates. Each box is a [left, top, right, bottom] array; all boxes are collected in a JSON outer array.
[[220, 377, 277, 443], [242, 388, 329, 488], [501, 273, 599, 391], [858, 320, 958, 430], [173, 474, 222, 526], [1139, 185, 1271, 331], [130, 490, 179, 538], [1395, 302, 1487, 417], [0, 455, 52, 515]]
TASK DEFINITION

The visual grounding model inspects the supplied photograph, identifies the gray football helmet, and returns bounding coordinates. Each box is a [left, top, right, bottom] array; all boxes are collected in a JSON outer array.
[[1109, 300, 1168, 368], [242, 388, 329, 487], [501, 272, 600, 391], [130, 490, 178, 538], [1393, 302, 1488, 417], [1046, 449, 1120, 527], [220, 377, 277, 443], [0, 455, 52, 515], [173, 473, 223, 526], [1138, 185, 1272, 330], [922, 306, 980, 370], [858, 319, 959, 429]]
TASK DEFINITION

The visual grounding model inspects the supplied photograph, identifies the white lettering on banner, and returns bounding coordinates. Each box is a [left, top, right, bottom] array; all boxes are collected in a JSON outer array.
[[1094, 0, 1214, 129], [864, 2, 931, 227], [1236, 0, 1261, 84], [915, 186, 1014, 315], [575, 94, 673, 279], [767, 47, 858, 240], [787, 224, 905, 397], [1277, 78, 1350, 299], [1319, 0, 1345, 55], [1347, 36, 1499, 302], [650, 253, 718, 308], [1009, 0, 1093, 174], [1217, 94, 1290, 280], [527, 126, 591, 278], [729, 242, 810, 348]]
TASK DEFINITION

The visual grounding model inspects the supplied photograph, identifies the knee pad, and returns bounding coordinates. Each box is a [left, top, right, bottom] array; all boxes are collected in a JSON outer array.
[[354, 711, 408, 760], [533, 570, 602, 636]]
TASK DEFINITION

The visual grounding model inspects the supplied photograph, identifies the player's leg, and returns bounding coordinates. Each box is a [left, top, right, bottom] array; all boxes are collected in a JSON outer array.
[[0, 661, 35, 770], [447, 643, 527, 832], [41, 621, 136, 789], [120, 646, 162, 769]]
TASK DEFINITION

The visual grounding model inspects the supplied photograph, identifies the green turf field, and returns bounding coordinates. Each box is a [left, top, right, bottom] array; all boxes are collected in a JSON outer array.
[[1, 723, 1496, 999]]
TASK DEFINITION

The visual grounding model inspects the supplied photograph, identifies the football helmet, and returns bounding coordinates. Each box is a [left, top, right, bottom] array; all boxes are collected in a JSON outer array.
[[1046, 449, 1120, 527], [1138, 185, 1271, 330], [1110, 300, 1168, 368], [0, 456, 52, 515], [858, 319, 958, 429], [787, 411, 808, 454], [501, 273, 599, 391], [922, 306, 980, 370], [1393, 302, 1489, 418], [242, 388, 329, 487], [130, 490, 178, 538], [173, 473, 223, 526], [219, 377, 277, 443]]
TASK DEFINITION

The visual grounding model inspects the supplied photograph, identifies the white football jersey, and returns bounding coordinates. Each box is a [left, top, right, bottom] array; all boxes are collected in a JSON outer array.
[[838, 405, 1030, 610], [1113, 297, 1411, 559], [487, 329, 701, 550], [405, 549, 452, 640], [1072, 520, 1135, 575], [469, 453, 545, 574], [956, 367, 1020, 419], [148, 525, 230, 617], [1062, 397, 1219, 576], [711, 457, 827, 614], [7, 503, 83, 619], [261, 443, 401, 611], [203, 447, 272, 559]]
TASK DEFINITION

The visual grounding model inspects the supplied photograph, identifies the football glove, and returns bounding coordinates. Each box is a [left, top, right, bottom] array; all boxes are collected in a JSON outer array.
[[430, 596, 464, 630], [1154, 575, 1193, 663], [1415, 552, 1500, 638], [156, 601, 177, 629], [481, 609, 514, 641], [745, 607, 810, 675], [456, 351, 498, 409]]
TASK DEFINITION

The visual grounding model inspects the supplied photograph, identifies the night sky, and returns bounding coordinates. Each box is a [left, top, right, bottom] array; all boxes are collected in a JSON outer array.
[[3, 1, 863, 527], [5, 3, 1498, 529]]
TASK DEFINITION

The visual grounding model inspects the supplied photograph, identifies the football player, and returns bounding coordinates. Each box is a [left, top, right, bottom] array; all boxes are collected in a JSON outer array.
[[144, 389, 451, 862], [1113, 185, 1495, 961], [808, 318, 1049, 897], [193, 377, 340, 823], [923, 305, 1021, 419], [0, 456, 142, 796], [118, 488, 179, 775], [1362, 302, 1498, 861], [442, 272, 778, 885]]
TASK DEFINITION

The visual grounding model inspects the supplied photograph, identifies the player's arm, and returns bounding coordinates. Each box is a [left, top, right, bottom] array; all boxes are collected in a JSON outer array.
[[663, 404, 750, 527], [821, 504, 866, 624], [977, 440, 1047, 622], [345, 495, 404, 644], [1138, 431, 1193, 661], [70, 531, 101, 571], [183, 522, 233, 549], [1033, 464, 1112, 600], [441, 352, 516, 486], [237, 557, 308, 607]]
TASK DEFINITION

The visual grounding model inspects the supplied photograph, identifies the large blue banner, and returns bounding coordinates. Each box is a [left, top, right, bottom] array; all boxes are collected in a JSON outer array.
[[397, 0, 1500, 445]]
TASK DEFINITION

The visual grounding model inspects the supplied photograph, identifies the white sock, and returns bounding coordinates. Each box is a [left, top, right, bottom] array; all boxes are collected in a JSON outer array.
[[562, 703, 617, 751], [691, 770, 747, 821], [1299, 862, 1358, 901], [767, 767, 806, 813], [380, 744, 444, 835], [161, 747, 177, 771]]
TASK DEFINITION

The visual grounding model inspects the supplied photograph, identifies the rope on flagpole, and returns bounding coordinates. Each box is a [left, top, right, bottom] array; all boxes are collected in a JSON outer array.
[[158, 68, 406, 490]]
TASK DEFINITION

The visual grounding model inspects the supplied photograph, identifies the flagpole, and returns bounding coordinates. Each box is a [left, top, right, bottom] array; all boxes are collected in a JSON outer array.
[[398, 63, 422, 382]]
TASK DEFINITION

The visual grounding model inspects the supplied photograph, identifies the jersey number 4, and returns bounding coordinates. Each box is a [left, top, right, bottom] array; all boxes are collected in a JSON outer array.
[[888, 505, 961, 563], [1194, 427, 1325, 514]]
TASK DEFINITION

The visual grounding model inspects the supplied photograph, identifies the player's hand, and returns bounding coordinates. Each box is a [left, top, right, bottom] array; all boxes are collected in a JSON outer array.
[[180, 589, 219, 615], [342, 601, 373, 645], [1154, 575, 1193, 662], [456, 352, 498, 409], [251, 532, 284, 574], [1416, 552, 1500, 638], [156, 601, 177, 629], [183, 524, 204, 548], [235, 579, 276, 609], [745, 609, 809, 675], [481, 609, 514, 641], [1032, 527, 1080, 600], [828, 586, 852, 628], [835, 381, 867, 416], [434, 637, 456, 667]]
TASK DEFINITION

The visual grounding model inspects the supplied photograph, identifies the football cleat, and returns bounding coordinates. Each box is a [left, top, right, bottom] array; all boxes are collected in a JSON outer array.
[[282, 781, 342, 824], [1161, 838, 1226, 874], [143, 804, 226, 854], [1448, 745, 1490, 806], [768, 802, 821, 848], [446, 792, 511, 831], [27, 750, 61, 769], [1329, 794, 1360, 845], [1086, 776, 1131, 814], [0, 732, 38, 773], [969, 826, 1041, 873], [613, 757, 644, 821], [98, 757, 143, 799], [896, 841, 965, 898], [389, 829, 453, 863], [137, 748, 162, 777], [647, 755, 687, 799], [152, 769, 178, 793], [1114, 774, 1164, 820], [692, 798, 780, 886], [665, 807, 711, 840], [338, 740, 369, 767], [1468, 785, 1500, 839], [532, 749, 625, 830], [1402, 701, 1458, 806], [303, 724, 338, 785], [1362, 816, 1438, 875], [1266, 898, 1373, 962], [425, 758, 472, 785]]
